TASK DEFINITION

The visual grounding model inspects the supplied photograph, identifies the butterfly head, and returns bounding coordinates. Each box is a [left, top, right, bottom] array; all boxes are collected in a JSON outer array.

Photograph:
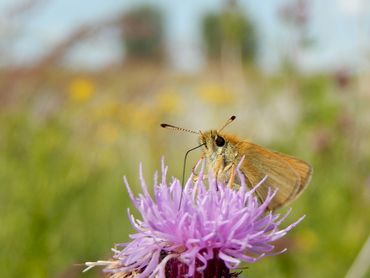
[[199, 130, 237, 163]]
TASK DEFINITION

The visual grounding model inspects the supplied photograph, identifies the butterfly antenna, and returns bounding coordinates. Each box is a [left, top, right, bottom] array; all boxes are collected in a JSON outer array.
[[160, 123, 199, 135], [218, 115, 236, 132]]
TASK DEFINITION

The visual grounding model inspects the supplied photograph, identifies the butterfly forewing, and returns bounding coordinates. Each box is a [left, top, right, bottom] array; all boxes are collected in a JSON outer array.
[[238, 141, 312, 210]]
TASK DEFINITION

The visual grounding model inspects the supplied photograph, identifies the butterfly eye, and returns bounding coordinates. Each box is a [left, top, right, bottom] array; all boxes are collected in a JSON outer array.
[[215, 136, 225, 147]]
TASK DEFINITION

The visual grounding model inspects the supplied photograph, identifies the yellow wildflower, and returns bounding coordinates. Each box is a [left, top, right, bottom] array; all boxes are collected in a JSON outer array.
[[68, 78, 95, 102], [156, 88, 183, 114], [198, 83, 234, 105]]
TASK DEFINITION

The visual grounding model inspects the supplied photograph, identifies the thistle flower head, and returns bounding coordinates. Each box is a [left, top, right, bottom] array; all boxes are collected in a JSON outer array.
[[85, 159, 304, 277]]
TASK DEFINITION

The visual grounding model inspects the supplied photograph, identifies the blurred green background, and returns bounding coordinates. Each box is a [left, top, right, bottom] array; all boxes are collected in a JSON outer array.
[[1, 0, 370, 277]]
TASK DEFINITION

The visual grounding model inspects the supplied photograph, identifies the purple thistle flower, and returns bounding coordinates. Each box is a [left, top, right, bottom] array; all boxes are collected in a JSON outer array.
[[85, 159, 304, 277]]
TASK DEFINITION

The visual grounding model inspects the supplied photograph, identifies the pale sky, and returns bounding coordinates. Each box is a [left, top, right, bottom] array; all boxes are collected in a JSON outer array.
[[1, 0, 370, 72]]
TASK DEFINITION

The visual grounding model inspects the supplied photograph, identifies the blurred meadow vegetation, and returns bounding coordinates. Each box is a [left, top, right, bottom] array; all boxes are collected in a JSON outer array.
[[1, 1, 370, 278]]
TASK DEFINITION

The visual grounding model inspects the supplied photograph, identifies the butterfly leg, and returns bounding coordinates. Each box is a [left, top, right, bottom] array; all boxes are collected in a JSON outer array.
[[191, 154, 206, 183], [227, 163, 236, 188]]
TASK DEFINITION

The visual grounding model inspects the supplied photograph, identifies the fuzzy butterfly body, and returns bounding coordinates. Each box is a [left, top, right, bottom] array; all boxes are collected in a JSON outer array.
[[199, 130, 312, 210], [162, 116, 313, 210]]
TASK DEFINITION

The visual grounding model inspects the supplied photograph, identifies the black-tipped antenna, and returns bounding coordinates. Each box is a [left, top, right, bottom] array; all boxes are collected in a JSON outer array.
[[179, 143, 205, 209], [218, 115, 236, 132], [160, 123, 199, 135]]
